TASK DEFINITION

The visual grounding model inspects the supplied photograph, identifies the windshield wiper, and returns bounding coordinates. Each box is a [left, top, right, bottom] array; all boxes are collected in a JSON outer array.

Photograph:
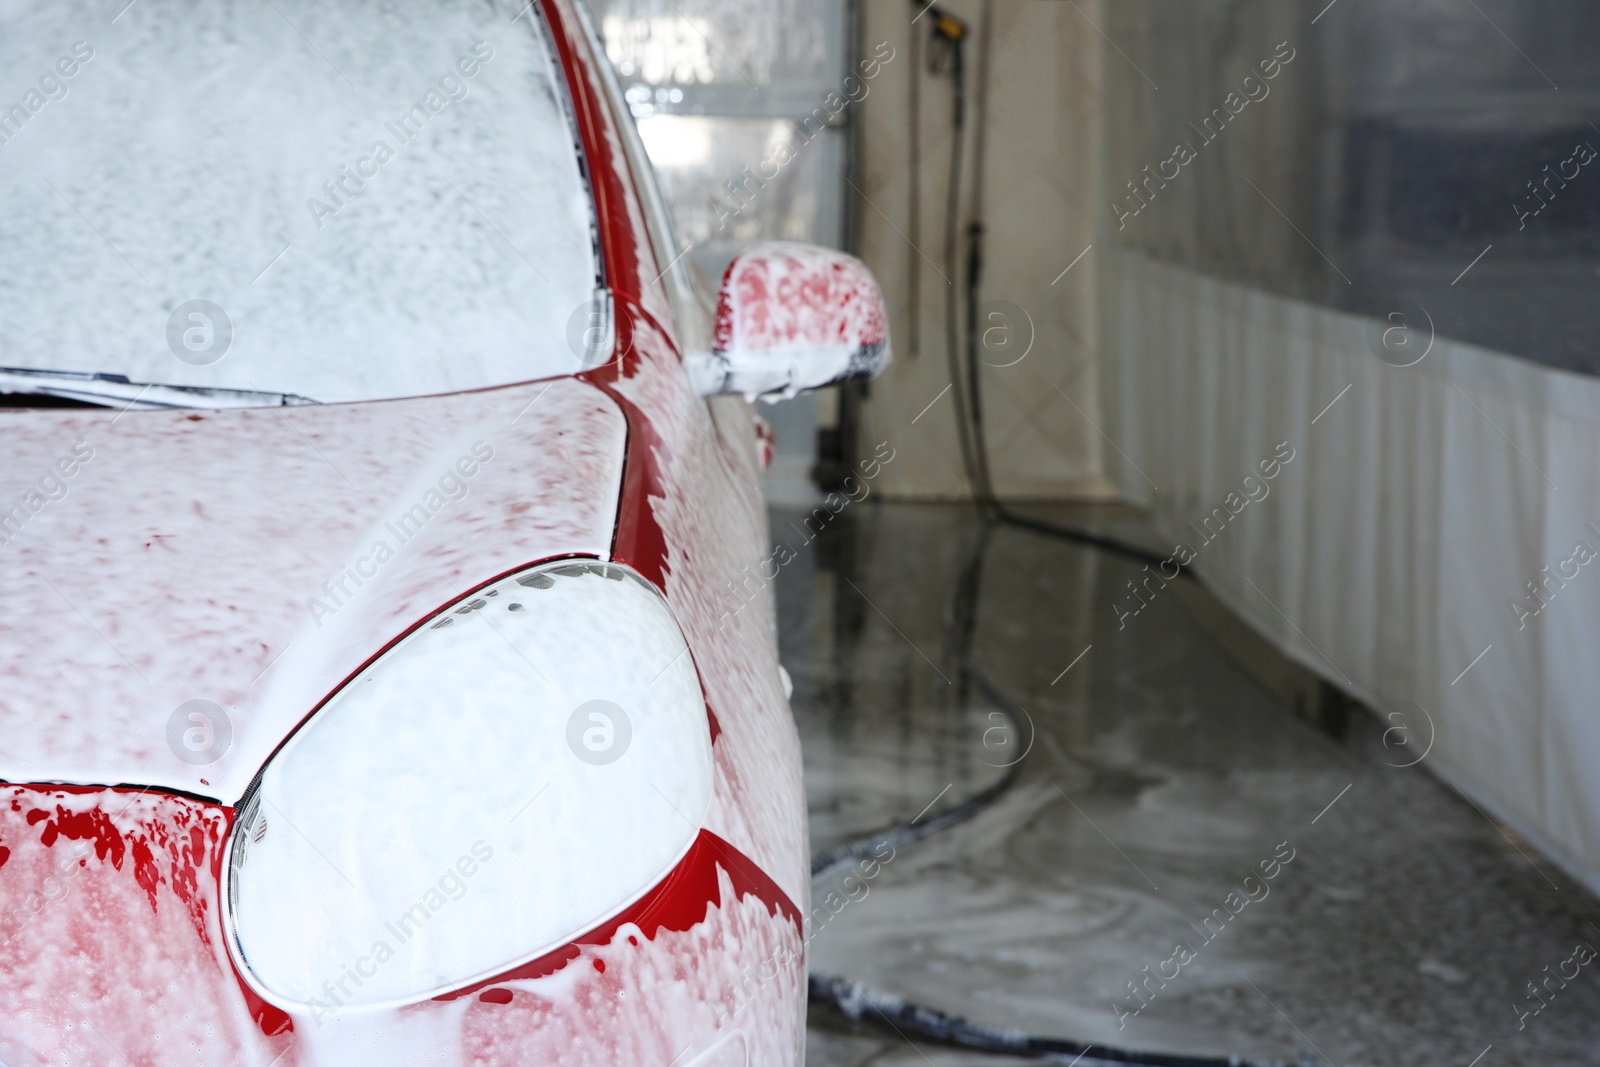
[[0, 366, 318, 410]]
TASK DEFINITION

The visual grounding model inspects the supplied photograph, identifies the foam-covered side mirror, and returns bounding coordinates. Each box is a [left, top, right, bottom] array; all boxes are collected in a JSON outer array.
[[689, 242, 891, 401]]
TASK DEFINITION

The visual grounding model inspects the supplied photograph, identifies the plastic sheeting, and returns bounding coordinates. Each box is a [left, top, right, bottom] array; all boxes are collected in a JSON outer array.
[[1100, 0, 1600, 377], [1103, 247, 1600, 893], [590, 0, 837, 92], [588, 0, 849, 283]]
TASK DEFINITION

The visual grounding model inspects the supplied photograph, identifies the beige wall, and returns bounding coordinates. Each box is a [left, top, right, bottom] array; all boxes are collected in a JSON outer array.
[[850, 0, 1322, 501], [852, 0, 1117, 500]]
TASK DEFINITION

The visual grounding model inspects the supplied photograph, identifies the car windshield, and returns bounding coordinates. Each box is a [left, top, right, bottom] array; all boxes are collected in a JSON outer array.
[[0, 0, 600, 405]]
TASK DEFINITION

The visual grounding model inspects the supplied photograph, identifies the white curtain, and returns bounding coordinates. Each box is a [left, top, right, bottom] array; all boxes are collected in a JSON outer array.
[[1104, 248, 1600, 893]]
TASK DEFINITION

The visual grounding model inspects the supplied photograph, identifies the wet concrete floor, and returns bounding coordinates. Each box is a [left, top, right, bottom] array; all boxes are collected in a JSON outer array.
[[775, 501, 1600, 1067]]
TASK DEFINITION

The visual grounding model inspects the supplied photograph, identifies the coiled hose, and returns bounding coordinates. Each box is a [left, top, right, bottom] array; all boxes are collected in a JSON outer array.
[[802, 521, 1287, 1067]]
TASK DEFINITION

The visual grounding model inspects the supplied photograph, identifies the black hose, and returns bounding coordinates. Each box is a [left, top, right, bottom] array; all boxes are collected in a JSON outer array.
[[994, 504, 1179, 573], [910, 0, 1191, 577], [811, 520, 1017, 885], [805, 492, 1281, 1067], [805, 699, 1288, 1067], [929, 0, 983, 495], [809, 975, 1291, 1067], [809, 737, 1022, 881], [807, 691, 1290, 1067], [811, 13, 1228, 1063]]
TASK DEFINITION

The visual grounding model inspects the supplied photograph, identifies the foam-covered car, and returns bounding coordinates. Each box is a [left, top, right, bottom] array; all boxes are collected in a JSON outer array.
[[0, 1, 887, 1063]]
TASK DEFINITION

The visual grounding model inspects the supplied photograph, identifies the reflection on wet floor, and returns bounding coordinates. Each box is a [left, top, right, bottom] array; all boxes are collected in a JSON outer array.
[[776, 502, 1600, 1067]]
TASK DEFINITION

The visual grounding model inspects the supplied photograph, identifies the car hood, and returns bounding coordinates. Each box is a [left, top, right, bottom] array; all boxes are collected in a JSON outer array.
[[0, 378, 627, 802]]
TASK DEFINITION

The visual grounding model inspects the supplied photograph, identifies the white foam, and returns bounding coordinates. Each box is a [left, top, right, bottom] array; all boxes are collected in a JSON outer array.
[[229, 563, 713, 1010], [0, 0, 596, 402]]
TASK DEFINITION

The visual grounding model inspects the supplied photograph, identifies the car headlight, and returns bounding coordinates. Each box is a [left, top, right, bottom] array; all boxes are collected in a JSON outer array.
[[223, 561, 713, 1012]]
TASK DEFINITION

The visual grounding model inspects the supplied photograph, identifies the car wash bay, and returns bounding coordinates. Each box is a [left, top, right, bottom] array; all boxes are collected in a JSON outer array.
[[593, 0, 1600, 1063], [778, 503, 1600, 1067]]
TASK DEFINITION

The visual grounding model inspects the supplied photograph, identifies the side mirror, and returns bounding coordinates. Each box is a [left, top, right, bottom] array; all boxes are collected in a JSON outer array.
[[688, 242, 892, 400]]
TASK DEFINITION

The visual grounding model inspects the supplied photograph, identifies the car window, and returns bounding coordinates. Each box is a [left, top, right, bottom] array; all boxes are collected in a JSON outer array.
[[0, 0, 601, 404]]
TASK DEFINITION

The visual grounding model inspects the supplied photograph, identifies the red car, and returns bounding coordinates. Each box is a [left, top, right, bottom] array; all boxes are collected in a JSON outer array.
[[0, 1, 888, 1063]]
